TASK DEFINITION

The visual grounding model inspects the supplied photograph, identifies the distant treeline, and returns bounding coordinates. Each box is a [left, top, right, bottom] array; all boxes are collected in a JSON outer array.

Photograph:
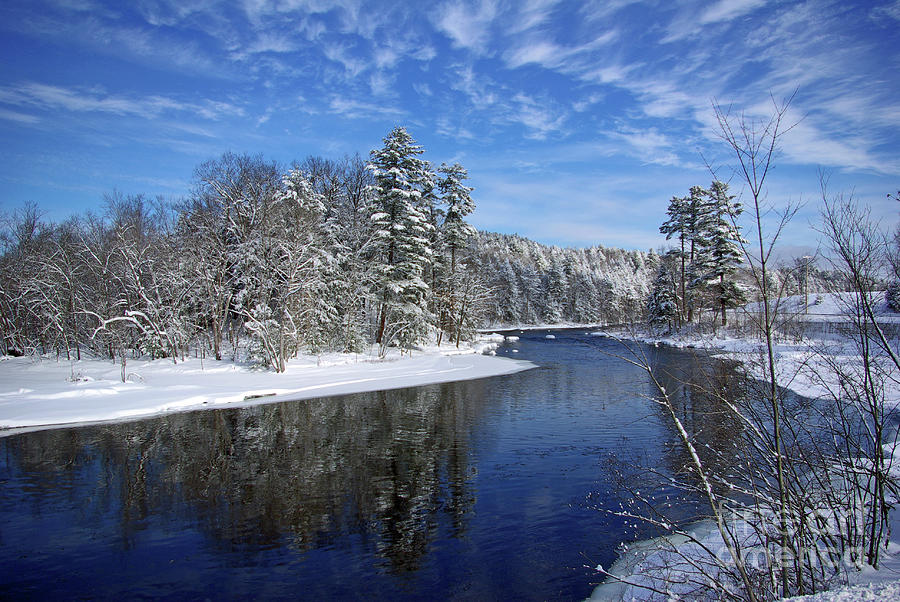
[[0, 128, 659, 369], [472, 232, 653, 326]]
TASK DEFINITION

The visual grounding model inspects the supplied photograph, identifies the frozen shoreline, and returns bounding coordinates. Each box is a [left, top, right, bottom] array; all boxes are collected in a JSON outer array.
[[588, 293, 900, 601], [0, 337, 535, 436]]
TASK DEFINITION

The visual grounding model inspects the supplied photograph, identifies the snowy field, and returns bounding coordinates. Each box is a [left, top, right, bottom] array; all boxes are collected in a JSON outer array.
[[0, 335, 534, 436]]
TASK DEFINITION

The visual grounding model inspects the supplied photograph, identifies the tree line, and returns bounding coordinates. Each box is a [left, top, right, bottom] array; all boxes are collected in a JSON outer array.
[[474, 231, 652, 326], [0, 126, 654, 372], [0, 127, 489, 371]]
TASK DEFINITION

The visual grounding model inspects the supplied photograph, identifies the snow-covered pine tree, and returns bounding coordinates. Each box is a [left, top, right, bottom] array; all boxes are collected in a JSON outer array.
[[886, 190, 900, 311], [494, 257, 522, 324], [684, 184, 712, 323], [647, 253, 679, 333], [438, 163, 476, 273], [367, 127, 436, 351], [437, 162, 476, 344], [702, 180, 746, 326], [660, 194, 688, 326], [421, 170, 446, 342]]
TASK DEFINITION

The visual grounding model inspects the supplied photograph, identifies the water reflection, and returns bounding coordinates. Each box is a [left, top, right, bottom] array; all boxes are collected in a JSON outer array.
[[4, 382, 488, 574], [0, 332, 745, 599]]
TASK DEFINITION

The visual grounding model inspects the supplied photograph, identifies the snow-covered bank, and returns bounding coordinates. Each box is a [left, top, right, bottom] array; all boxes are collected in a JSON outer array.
[[588, 293, 900, 601], [0, 339, 535, 436]]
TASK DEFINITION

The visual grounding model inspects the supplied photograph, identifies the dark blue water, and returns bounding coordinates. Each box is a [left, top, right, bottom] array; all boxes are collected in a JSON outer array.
[[0, 331, 737, 600]]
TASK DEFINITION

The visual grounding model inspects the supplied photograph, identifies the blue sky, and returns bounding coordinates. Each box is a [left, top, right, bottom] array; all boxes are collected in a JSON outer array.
[[1, 0, 898, 253]]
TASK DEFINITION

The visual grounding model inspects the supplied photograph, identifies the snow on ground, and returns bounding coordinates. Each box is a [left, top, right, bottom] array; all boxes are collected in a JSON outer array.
[[595, 292, 900, 407], [785, 582, 900, 601], [589, 292, 900, 601], [0, 335, 534, 436], [749, 291, 900, 324]]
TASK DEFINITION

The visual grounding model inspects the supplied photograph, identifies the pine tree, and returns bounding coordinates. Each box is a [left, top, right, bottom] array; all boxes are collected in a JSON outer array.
[[438, 163, 476, 273], [436, 162, 476, 344], [702, 180, 746, 326], [660, 185, 716, 326], [367, 126, 435, 350], [659, 194, 688, 326], [647, 253, 679, 333], [684, 184, 712, 323]]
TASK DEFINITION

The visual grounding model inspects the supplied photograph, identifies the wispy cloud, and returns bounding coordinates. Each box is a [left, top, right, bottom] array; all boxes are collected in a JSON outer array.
[[509, 0, 563, 33], [509, 93, 568, 139], [1, 0, 896, 249], [608, 127, 689, 168], [322, 42, 368, 77], [449, 64, 499, 111], [0, 82, 244, 121], [0, 108, 40, 125], [781, 121, 900, 175], [870, 0, 900, 22], [433, 0, 499, 51], [503, 31, 618, 71], [328, 96, 405, 120], [699, 0, 767, 25], [368, 71, 395, 97]]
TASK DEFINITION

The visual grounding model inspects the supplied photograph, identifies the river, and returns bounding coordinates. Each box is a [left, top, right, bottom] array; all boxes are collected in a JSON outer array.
[[0, 330, 740, 600]]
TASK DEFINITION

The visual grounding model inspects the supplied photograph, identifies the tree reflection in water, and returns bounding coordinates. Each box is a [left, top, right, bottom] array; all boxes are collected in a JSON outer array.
[[3, 381, 484, 576]]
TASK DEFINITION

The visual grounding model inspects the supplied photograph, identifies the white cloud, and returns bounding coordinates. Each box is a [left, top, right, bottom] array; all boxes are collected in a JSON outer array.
[[0, 107, 40, 125], [369, 71, 394, 97], [373, 46, 398, 69], [662, 0, 768, 42], [510, 93, 568, 139], [699, 0, 767, 25], [580, 63, 635, 85], [572, 93, 604, 112], [328, 97, 405, 120], [237, 31, 298, 58], [450, 64, 499, 110], [322, 42, 368, 77], [781, 120, 900, 175], [510, 0, 563, 33], [578, 0, 648, 23], [0, 82, 244, 121], [434, 116, 475, 140], [503, 30, 618, 70], [433, 0, 499, 51], [504, 41, 562, 69], [870, 0, 900, 22], [609, 127, 685, 167]]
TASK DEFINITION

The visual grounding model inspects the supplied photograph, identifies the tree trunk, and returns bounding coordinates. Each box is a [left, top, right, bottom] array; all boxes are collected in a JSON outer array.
[[721, 273, 727, 326]]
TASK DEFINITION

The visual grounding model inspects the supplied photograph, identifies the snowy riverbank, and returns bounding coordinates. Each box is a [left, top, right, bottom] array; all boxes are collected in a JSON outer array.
[[588, 293, 900, 601], [0, 335, 535, 436]]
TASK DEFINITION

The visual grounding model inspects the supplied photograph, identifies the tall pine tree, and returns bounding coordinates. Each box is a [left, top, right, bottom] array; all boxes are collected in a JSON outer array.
[[367, 126, 435, 349], [703, 180, 746, 325], [436, 162, 476, 344], [660, 194, 688, 326]]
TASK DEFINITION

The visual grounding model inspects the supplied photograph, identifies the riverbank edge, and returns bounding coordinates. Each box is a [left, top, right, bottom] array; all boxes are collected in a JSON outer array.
[[586, 324, 900, 601], [0, 334, 535, 437]]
